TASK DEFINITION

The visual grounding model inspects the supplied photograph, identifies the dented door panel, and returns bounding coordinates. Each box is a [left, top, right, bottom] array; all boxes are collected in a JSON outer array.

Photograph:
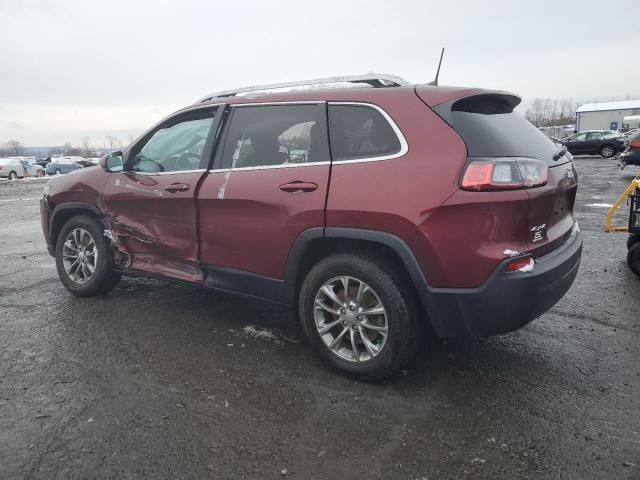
[[102, 171, 206, 283]]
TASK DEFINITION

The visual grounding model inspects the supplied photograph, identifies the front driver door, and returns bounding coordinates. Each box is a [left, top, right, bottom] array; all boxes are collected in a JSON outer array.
[[102, 106, 222, 283], [567, 132, 588, 154]]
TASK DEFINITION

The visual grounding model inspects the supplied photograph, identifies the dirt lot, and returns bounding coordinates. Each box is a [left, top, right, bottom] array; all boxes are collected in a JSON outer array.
[[1, 159, 639, 479]]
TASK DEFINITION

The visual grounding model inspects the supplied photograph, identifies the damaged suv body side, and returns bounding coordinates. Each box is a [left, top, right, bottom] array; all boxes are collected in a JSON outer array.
[[41, 78, 582, 380]]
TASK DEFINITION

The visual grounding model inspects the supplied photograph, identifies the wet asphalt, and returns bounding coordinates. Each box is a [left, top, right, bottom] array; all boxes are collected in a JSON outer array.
[[0, 158, 639, 479]]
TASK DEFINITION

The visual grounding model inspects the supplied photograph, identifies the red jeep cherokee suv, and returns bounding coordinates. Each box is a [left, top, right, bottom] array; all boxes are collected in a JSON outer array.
[[41, 74, 582, 380]]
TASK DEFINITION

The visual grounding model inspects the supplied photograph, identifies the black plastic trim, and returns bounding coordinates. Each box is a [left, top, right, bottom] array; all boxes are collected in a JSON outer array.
[[47, 202, 104, 255]]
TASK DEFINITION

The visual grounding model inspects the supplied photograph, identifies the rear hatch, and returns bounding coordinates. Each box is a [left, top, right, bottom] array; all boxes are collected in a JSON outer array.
[[429, 92, 577, 254]]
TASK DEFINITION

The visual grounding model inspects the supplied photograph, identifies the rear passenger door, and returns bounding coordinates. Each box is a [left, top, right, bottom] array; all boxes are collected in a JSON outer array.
[[197, 103, 330, 285]]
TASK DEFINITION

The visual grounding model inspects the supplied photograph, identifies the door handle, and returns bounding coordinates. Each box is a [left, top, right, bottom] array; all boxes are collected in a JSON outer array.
[[164, 183, 190, 193], [279, 181, 318, 193]]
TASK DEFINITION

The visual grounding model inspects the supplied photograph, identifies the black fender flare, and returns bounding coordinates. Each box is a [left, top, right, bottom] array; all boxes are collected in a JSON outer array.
[[283, 226, 430, 301], [48, 202, 104, 248]]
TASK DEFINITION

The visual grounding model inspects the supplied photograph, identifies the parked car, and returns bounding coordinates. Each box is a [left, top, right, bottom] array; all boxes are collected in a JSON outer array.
[[619, 131, 640, 169], [561, 130, 627, 158], [40, 74, 582, 380], [0, 158, 46, 179], [35, 157, 51, 168], [46, 161, 83, 175]]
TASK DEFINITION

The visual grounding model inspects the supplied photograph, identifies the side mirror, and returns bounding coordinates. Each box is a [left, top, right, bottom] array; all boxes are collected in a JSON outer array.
[[100, 151, 124, 172]]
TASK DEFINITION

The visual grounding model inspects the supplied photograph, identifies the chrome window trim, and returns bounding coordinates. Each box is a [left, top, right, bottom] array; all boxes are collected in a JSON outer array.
[[328, 101, 409, 164], [209, 161, 330, 173], [129, 168, 206, 176], [230, 101, 324, 108]]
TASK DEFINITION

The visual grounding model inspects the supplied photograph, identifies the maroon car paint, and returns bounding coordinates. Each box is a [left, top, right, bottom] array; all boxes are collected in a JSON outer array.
[[198, 165, 330, 279], [101, 171, 206, 283], [42, 84, 578, 293]]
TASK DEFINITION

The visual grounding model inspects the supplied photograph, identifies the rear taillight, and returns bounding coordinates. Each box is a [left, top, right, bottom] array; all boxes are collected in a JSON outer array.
[[506, 256, 535, 273], [630, 140, 640, 149], [461, 158, 548, 192]]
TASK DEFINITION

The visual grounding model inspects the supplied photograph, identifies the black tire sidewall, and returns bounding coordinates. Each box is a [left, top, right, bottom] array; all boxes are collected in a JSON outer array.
[[627, 232, 640, 250], [627, 243, 640, 277], [299, 254, 418, 380], [55, 215, 121, 296]]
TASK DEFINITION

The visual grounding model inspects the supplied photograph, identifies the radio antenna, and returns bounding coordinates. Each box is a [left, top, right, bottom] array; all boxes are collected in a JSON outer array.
[[428, 48, 445, 86]]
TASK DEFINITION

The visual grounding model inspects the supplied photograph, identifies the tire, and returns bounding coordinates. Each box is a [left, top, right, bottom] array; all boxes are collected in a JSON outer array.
[[55, 169, 62, 175], [298, 253, 421, 381], [55, 215, 122, 296], [627, 232, 640, 250], [628, 242, 640, 277], [8, 171, 17, 180], [36, 170, 44, 177], [600, 145, 616, 158]]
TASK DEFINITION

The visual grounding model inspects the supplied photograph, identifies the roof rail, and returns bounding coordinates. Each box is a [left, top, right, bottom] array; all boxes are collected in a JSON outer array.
[[195, 73, 410, 103]]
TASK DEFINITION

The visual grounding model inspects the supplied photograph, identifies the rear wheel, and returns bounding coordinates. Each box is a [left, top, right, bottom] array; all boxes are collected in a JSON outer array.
[[8, 171, 17, 180], [55, 215, 122, 296], [600, 145, 615, 158], [627, 232, 640, 250], [298, 253, 421, 381], [55, 168, 62, 175], [627, 242, 640, 277]]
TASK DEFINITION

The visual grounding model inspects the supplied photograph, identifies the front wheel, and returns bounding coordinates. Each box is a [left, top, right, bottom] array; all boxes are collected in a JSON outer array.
[[55, 215, 122, 296], [8, 171, 17, 180], [36, 169, 44, 177], [298, 253, 421, 381], [55, 169, 62, 175], [600, 145, 616, 158]]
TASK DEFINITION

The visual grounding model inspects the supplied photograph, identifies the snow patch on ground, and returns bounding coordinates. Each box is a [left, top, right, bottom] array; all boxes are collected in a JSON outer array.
[[232, 325, 299, 345], [0, 197, 41, 203], [585, 203, 613, 208]]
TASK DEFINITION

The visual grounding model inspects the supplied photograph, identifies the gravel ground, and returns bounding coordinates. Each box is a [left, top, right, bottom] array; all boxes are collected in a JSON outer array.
[[0, 159, 639, 479]]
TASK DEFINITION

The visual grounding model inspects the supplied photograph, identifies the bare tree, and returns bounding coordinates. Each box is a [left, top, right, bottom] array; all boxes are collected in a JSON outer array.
[[106, 135, 119, 152], [4, 139, 24, 156], [80, 136, 91, 156]]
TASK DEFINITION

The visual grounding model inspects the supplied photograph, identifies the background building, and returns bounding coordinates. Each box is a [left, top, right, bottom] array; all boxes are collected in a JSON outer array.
[[576, 100, 640, 132]]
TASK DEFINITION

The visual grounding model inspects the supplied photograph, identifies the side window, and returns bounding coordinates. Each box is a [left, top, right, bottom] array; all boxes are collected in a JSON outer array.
[[574, 133, 587, 141], [220, 104, 328, 169], [586, 132, 602, 139], [130, 113, 215, 173], [328, 105, 402, 161]]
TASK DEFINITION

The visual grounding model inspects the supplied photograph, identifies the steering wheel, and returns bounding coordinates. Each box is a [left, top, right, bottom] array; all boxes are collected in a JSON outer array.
[[176, 151, 201, 171]]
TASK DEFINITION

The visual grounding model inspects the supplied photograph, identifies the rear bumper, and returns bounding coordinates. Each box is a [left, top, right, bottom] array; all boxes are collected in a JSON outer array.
[[421, 228, 582, 338]]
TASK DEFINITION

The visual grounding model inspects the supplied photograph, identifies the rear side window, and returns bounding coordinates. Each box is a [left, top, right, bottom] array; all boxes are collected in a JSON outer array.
[[434, 94, 559, 163], [220, 104, 328, 169], [328, 105, 402, 161]]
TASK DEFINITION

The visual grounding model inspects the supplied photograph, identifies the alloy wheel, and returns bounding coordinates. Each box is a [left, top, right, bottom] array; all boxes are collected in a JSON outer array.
[[602, 146, 614, 157], [62, 228, 98, 284], [313, 276, 388, 362]]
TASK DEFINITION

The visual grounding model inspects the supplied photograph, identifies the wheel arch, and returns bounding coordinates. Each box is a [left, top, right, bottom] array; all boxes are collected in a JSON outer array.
[[286, 227, 430, 315], [49, 202, 103, 250]]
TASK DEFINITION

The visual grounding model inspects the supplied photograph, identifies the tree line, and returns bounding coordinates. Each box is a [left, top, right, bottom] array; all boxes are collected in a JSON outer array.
[[523, 98, 580, 127], [0, 135, 135, 158]]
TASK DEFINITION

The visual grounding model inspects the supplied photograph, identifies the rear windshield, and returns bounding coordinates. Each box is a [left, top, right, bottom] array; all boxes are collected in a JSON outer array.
[[434, 94, 559, 163]]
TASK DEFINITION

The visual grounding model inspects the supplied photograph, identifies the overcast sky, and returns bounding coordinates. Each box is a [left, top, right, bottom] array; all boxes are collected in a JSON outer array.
[[1, 0, 639, 147]]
